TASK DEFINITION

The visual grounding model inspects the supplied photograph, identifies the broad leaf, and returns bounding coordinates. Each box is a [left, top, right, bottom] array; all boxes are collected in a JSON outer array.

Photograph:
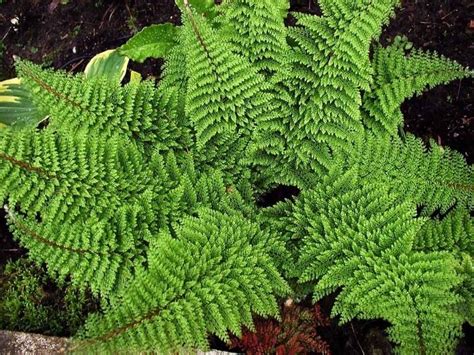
[[84, 49, 129, 83], [0, 78, 46, 129], [119, 24, 178, 63], [176, 0, 217, 19]]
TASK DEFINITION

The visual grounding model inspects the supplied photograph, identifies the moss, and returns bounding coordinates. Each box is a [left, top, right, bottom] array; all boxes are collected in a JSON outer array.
[[0, 259, 98, 336]]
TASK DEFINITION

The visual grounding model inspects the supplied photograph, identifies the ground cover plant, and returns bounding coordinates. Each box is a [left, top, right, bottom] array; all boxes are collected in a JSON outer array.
[[0, 0, 472, 354], [0, 259, 97, 335]]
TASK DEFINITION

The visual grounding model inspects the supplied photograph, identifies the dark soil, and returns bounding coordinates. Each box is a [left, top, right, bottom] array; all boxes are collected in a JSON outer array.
[[385, 0, 474, 163], [0, 1, 473, 354], [1, 0, 472, 160]]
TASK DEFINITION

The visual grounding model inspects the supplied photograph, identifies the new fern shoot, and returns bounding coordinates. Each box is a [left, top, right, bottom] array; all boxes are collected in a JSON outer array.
[[0, 0, 472, 354]]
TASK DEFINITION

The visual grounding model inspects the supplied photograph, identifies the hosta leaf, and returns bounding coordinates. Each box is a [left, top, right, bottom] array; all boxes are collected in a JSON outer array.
[[84, 49, 129, 83], [0, 78, 45, 129]]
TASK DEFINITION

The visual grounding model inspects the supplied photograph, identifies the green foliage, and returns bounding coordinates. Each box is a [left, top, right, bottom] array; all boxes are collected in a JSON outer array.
[[0, 51, 130, 129], [362, 36, 470, 136], [119, 24, 178, 63], [219, 0, 289, 75], [414, 208, 473, 254], [181, 6, 276, 180], [251, 0, 401, 184], [346, 133, 474, 214], [0, 129, 161, 295], [15, 61, 177, 145], [74, 208, 289, 353], [0, 78, 46, 129], [0, 0, 472, 353], [0, 259, 97, 335], [284, 180, 466, 353], [84, 49, 129, 83]]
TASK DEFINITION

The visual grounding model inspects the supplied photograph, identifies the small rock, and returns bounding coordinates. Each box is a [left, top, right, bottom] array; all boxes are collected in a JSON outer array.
[[0, 330, 70, 354]]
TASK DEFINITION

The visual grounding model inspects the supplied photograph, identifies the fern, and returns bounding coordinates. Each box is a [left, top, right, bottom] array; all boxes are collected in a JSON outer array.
[[0, 129, 162, 294], [0, 0, 472, 353], [347, 133, 473, 214], [362, 37, 471, 135], [219, 0, 289, 75], [16, 61, 182, 148], [181, 5, 276, 181], [73, 208, 289, 353], [414, 208, 473, 254], [289, 180, 467, 354], [251, 0, 400, 184]]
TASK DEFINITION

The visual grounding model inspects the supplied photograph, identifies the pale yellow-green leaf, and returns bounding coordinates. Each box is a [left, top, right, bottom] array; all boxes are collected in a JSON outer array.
[[0, 78, 45, 129], [84, 49, 129, 83], [129, 70, 142, 84]]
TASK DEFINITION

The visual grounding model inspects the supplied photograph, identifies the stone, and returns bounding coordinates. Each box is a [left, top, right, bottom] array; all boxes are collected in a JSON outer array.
[[0, 330, 70, 354]]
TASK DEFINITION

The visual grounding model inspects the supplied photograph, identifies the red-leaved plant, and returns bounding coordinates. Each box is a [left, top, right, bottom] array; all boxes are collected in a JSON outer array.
[[230, 300, 331, 354]]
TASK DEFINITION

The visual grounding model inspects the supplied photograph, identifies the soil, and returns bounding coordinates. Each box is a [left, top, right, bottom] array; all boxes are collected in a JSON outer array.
[[0, 1, 473, 354], [1, 0, 472, 159]]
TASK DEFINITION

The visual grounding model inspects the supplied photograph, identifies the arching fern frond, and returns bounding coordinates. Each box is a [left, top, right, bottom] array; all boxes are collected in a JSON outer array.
[[16, 60, 181, 147], [413, 209, 473, 328], [0, 129, 161, 294], [295, 182, 421, 290], [339, 251, 464, 355], [219, 0, 289, 76], [181, 5, 276, 179], [0, 129, 154, 224], [74, 208, 290, 353], [250, 0, 400, 185], [348, 133, 473, 214], [414, 207, 473, 254], [6, 203, 147, 295], [363, 39, 472, 135], [288, 180, 466, 354]]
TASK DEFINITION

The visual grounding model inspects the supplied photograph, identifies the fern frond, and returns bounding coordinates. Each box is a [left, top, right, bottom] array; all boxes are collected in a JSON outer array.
[[181, 5, 278, 182], [250, 0, 400, 184], [414, 208, 473, 326], [414, 207, 473, 254], [182, 7, 273, 149], [295, 182, 421, 290], [74, 208, 289, 353], [0, 129, 153, 223], [340, 251, 464, 355], [220, 0, 289, 75], [289, 179, 466, 354], [363, 40, 472, 135], [348, 133, 473, 213], [0, 129, 161, 293], [6, 205, 142, 295], [16, 61, 181, 147]]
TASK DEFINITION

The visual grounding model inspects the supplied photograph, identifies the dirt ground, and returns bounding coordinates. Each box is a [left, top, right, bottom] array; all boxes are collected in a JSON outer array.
[[0, 1, 473, 354], [1, 0, 472, 162]]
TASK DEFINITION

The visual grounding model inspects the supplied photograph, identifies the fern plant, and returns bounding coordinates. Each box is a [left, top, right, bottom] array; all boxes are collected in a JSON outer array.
[[0, 0, 472, 354]]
